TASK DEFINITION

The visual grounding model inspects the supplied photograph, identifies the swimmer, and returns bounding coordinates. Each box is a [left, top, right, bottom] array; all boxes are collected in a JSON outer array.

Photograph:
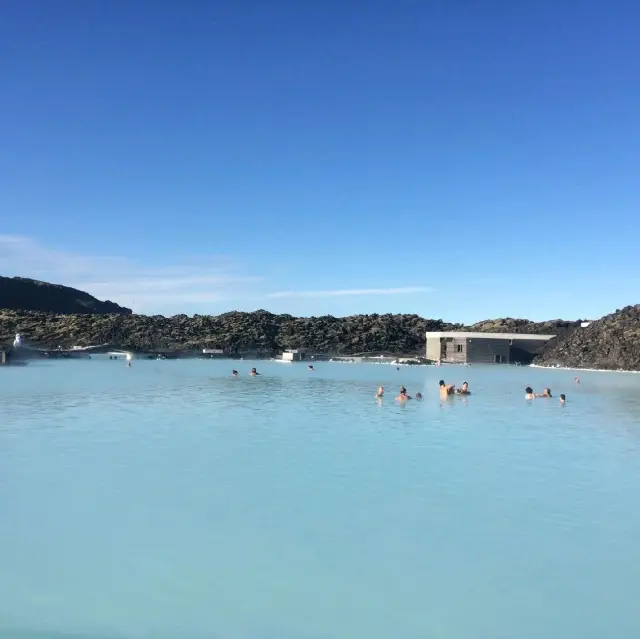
[[232, 369, 238, 377], [535, 388, 552, 398], [415, 392, 423, 400], [560, 393, 566, 404], [376, 386, 384, 398], [574, 376, 580, 384], [308, 365, 314, 371], [456, 381, 471, 395], [525, 386, 535, 400], [396, 389, 412, 401], [249, 367, 260, 376], [439, 380, 455, 399]]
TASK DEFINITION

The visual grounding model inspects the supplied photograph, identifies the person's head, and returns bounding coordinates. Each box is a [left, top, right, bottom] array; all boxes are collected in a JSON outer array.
[[560, 393, 566, 402], [251, 367, 257, 373], [400, 385, 406, 393], [415, 392, 423, 400], [462, 381, 469, 390], [439, 380, 445, 387], [525, 386, 533, 394], [232, 369, 238, 375], [545, 388, 552, 397]]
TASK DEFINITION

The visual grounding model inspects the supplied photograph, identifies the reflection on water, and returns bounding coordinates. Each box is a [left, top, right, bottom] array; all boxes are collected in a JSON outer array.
[[1, 360, 640, 638]]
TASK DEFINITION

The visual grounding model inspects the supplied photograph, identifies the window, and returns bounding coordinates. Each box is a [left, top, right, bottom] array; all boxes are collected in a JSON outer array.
[[456, 344, 463, 353]]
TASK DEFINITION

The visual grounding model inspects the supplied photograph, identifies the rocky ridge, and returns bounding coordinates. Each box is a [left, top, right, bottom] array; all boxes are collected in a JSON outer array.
[[0, 276, 637, 368], [0, 276, 131, 315], [0, 310, 456, 355], [533, 305, 640, 370], [0, 309, 582, 358]]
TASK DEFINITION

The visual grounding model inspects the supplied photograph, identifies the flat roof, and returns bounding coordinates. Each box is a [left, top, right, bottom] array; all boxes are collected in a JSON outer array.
[[425, 331, 555, 341]]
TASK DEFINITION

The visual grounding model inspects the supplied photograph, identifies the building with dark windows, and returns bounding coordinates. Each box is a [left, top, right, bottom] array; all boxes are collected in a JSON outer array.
[[425, 331, 556, 365]]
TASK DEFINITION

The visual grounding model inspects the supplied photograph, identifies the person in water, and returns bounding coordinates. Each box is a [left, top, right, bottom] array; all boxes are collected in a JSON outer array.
[[535, 388, 552, 398], [574, 376, 580, 384], [415, 392, 423, 400], [456, 381, 471, 395], [396, 389, 412, 401], [376, 386, 384, 398], [232, 369, 238, 377], [560, 393, 566, 404], [308, 365, 314, 371], [525, 386, 535, 400], [249, 368, 260, 376], [439, 380, 455, 399]]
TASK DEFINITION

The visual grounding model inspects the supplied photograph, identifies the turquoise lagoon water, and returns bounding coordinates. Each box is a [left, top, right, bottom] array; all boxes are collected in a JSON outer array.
[[1, 358, 640, 639]]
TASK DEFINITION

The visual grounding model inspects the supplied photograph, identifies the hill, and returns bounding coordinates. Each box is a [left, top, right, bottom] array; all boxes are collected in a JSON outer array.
[[0, 276, 132, 315], [533, 305, 640, 370]]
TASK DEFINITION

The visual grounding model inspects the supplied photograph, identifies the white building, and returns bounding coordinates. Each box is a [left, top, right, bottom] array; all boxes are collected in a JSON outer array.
[[281, 349, 310, 362]]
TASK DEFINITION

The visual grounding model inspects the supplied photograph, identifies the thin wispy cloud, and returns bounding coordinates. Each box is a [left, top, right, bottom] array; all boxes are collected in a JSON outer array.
[[0, 235, 263, 314], [268, 286, 434, 299], [0, 235, 435, 315]]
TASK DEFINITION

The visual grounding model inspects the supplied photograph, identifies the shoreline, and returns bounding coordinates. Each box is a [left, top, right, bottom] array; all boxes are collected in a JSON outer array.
[[2, 289, 639, 374], [529, 363, 640, 374]]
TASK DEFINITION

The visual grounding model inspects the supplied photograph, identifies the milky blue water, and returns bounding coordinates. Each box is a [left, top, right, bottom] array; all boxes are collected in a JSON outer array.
[[2, 358, 640, 639]]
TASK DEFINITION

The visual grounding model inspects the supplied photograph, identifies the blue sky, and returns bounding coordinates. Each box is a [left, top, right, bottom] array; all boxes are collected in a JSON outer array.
[[1, 1, 638, 322]]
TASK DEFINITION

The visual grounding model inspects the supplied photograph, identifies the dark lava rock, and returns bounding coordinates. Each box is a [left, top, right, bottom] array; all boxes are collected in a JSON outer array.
[[534, 305, 640, 370], [0, 276, 131, 315], [0, 305, 592, 360], [470, 317, 583, 337], [0, 309, 461, 355], [0, 303, 599, 361], [3, 275, 635, 368]]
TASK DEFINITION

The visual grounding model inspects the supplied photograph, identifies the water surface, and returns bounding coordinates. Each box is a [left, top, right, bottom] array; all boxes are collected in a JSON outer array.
[[2, 359, 640, 638]]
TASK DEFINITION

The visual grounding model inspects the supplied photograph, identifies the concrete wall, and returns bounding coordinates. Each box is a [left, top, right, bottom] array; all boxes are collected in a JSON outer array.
[[426, 337, 442, 361], [509, 338, 550, 364], [282, 351, 308, 361], [426, 332, 553, 365], [444, 337, 467, 363], [510, 338, 548, 355], [466, 337, 511, 364]]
